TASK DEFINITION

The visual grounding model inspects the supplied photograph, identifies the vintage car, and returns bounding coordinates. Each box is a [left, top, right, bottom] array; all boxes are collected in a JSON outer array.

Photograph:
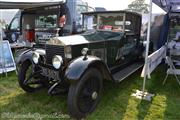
[[16, 10, 144, 118]]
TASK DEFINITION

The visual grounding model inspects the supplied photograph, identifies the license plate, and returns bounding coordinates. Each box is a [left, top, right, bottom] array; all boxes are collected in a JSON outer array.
[[40, 66, 60, 80]]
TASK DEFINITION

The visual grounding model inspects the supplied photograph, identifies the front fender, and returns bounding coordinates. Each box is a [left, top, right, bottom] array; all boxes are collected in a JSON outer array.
[[15, 48, 33, 65], [65, 56, 113, 84]]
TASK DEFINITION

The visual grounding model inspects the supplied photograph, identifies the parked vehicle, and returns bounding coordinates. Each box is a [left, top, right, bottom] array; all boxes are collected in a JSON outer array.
[[4, 10, 21, 43], [15, 9, 144, 118], [3, 0, 93, 44]]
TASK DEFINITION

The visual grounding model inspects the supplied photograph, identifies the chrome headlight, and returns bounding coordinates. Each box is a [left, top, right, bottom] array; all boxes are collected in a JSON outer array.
[[32, 52, 40, 64], [52, 55, 63, 69], [64, 46, 72, 58], [81, 48, 89, 56]]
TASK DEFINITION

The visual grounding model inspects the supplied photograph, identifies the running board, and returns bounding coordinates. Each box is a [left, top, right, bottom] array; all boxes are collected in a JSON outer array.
[[113, 62, 144, 82]]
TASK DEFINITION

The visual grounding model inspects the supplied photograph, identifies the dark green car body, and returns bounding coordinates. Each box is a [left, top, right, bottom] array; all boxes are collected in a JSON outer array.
[[47, 29, 141, 69], [17, 10, 143, 81]]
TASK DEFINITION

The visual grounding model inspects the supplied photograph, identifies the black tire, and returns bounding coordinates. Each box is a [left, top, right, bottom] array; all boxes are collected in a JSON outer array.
[[68, 68, 103, 119], [18, 60, 43, 93]]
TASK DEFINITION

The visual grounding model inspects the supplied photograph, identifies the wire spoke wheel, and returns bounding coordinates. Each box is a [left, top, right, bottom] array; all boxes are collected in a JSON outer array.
[[78, 77, 100, 113], [18, 60, 43, 92], [68, 68, 103, 119], [24, 66, 42, 88]]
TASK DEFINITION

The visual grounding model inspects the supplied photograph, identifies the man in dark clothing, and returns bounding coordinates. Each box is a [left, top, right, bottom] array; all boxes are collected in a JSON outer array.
[[58, 3, 67, 36]]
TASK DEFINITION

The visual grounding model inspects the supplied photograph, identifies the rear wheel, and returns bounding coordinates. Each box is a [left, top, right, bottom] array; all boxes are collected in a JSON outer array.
[[67, 68, 103, 119], [18, 60, 43, 92]]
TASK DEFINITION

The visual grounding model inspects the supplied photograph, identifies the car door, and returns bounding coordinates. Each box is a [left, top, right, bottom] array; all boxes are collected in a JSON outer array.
[[114, 13, 142, 69], [105, 32, 126, 68]]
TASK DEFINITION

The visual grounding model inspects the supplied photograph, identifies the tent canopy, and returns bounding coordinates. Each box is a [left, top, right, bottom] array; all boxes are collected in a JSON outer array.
[[153, 0, 180, 13], [0, 0, 66, 9]]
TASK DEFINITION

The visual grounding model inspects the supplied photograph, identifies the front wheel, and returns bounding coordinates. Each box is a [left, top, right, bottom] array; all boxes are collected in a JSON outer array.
[[18, 60, 43, 93], [67, 68, 103, 119]]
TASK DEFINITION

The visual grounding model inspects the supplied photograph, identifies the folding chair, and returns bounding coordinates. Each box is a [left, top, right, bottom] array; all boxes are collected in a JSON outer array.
[[163, 56, 180, 85], [170, 49, 180, 65]]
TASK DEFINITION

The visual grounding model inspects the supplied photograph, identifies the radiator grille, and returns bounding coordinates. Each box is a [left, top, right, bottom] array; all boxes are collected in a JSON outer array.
[[45, 44, 65, 64]]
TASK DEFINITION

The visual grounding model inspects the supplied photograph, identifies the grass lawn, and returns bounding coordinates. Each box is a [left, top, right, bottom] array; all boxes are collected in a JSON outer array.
[[0, 65, 180, 120]]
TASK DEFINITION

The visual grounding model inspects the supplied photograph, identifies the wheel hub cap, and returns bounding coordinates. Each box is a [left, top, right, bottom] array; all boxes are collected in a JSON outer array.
[[91, 91, 98, 100]]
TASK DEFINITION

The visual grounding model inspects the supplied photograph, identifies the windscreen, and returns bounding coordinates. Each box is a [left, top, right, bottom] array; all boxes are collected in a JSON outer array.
[[83, 13, 125, 32], [35, 14, 58, 29]]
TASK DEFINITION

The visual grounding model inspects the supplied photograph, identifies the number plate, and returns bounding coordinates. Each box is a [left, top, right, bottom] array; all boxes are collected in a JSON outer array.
[[40, 66, 60, 80]]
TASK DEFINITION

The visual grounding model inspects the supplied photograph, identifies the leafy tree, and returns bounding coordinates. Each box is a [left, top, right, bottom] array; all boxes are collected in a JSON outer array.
[[126, 0, 149, 14]]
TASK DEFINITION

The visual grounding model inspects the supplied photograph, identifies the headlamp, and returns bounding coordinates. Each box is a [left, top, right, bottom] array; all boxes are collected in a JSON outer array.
[[32, 52, 40, 64], [52, 55, 63, 69]]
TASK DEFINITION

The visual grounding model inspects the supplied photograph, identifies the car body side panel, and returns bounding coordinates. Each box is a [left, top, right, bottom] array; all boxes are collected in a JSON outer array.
[[71, 38, 125, 68], [106, 38, 124, 68]]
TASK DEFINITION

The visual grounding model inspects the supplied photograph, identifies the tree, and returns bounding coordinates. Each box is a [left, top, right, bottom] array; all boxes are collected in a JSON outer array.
[[126, 0, 149, 14]]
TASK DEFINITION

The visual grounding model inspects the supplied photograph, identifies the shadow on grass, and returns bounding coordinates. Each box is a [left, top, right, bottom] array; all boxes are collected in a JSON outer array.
[[137, 99, 152, 120]]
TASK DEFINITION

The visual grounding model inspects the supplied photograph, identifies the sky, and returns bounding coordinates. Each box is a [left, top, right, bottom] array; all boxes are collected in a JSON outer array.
[[0, 0, 166, 13], [83, 0, 166, 13]]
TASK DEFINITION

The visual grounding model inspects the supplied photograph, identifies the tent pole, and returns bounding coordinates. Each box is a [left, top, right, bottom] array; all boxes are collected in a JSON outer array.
[[0, 10, 3, 75], [0, 10, 2, 44], [142, 0, 153, 94]]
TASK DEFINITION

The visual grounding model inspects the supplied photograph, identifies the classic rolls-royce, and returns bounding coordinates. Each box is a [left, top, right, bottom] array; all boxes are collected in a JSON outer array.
[[16, 10, 144, 118]]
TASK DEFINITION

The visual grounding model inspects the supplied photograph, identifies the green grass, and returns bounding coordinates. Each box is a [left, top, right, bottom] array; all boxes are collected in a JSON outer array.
[[0, 65, 180, 120]]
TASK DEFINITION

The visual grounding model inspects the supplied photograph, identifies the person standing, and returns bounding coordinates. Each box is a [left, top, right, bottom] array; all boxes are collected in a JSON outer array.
[[58, 3, 67, 36]]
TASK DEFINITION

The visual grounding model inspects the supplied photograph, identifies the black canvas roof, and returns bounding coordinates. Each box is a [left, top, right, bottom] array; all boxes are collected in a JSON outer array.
[[82, 10, 141, 17]]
